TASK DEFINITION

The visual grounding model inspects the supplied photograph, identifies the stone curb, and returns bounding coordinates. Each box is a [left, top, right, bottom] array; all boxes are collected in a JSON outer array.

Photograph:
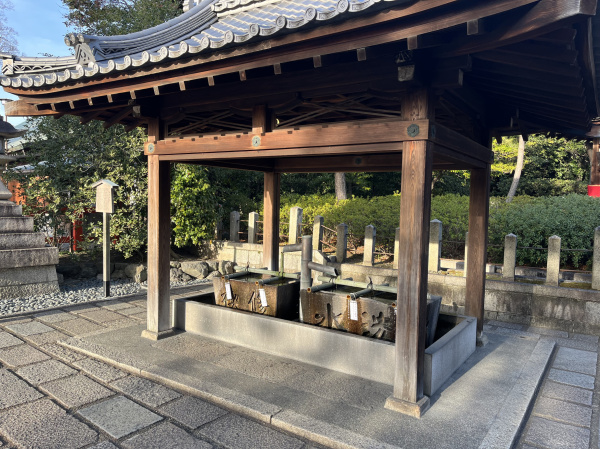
[[271, 409, 401, 449], [478, 338, 556, 449]]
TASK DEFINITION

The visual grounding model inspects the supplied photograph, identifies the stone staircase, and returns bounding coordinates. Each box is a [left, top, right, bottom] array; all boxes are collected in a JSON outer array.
[[0, 202, 59, 299]]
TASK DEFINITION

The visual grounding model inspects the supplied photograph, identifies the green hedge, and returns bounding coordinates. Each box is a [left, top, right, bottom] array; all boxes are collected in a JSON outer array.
[[277, 193, 600, 270]]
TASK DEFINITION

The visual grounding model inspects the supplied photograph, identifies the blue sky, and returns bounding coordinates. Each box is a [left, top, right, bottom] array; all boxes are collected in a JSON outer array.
[[2, 1, 69, 123]]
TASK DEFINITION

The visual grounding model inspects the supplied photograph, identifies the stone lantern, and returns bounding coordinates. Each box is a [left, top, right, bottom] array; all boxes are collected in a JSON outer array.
[[0, 117, 23, 201]]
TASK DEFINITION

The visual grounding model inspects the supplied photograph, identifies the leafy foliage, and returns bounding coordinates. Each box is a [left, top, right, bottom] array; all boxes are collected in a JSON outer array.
[[4, 116, 149, 258]]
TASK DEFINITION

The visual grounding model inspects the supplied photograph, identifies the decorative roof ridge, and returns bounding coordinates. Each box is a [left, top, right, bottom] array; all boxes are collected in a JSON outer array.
[[1, 0, 406, 90]]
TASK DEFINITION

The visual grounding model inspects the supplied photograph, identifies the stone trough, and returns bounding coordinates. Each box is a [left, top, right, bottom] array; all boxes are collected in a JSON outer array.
[[174, 288, 476, 395]]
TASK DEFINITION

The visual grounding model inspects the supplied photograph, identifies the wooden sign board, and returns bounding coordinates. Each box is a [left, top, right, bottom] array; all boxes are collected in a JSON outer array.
[[92, 179, 118, 214], [96, 186, 115, 214]]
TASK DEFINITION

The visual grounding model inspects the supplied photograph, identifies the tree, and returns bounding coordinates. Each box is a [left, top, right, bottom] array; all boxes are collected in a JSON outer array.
[[4, 116, 149, 258], [63, 0, 183, 35], [0, 0, 18, 53], [506, 135, 525, 203], [335, 172, 347, 201]]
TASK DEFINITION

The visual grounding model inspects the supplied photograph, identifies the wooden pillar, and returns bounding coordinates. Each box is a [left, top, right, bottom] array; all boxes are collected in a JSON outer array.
[[465, 165, 490, 340], [142, 119, 173, 340], [385, 89, 432, 418], [254, 105, 280, 271]]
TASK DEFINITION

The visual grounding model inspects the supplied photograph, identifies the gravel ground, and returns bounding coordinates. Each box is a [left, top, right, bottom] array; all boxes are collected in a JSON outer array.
[[0, 277, 211, 316]]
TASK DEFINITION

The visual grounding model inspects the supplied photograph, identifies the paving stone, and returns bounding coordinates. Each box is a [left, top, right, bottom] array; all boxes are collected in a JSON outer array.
[[73, 358, 128, 383], [123, 422, 212, 449], [0, 344, 51, 367], [570, 333, 600, 344], [102, 318, 140, 329], [543, 337, 600, 352], [5, 321, 55, 336], [0, 399, 98, 449], [553, 347, 597, 376], [526, 326, 569, 338], [17, 359, 76, 386], [24, 330, 69, 346], [41, 343, 87, 363], [41, 374, 115, 408], [542, 380, 593, 406], [89, 442, 119, 449], [0, 317, 32, 326], [68, 304, 102, 314], [487, 320, 525, 330], [532, 396, 592, 428], [524, 416, 590, 449], [159, 396, 228, 429], [78, 395, 162, 439], [96, 300, 132, 311], [197, 414, 304, 449], [34, 310, 79, 323], [52, 318, 105, 336], [116, 307, 146, 316], [79, 309, 128, 324], [111, 376, 181, 408], [0, 331, 23, 349], [547, 368, 595, 390], [488, 327, 540, 340], [129, 312, 147, 321], [0, 369, 43, 409]]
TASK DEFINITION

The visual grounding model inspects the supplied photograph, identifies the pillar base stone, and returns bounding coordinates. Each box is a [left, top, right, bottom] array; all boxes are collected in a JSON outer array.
[[141, 328, 176, 341], [477, 332, 488, 347], [384, 395, 430, 418]]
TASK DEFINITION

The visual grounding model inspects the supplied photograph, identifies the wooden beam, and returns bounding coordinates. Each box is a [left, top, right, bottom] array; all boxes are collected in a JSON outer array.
[[143, 118, 172, 340], [103, 106, 134, 129], [465, 165, 491, 338], [79, 110, 103, 125], [147, 119, 426, 155], [467, 19, 485, 35], [385, 89, 432, 418], [274, 153, 403, 173]]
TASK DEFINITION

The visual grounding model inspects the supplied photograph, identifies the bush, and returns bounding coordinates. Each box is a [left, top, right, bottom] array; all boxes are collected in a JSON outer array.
[[276, 193, 600, 270]]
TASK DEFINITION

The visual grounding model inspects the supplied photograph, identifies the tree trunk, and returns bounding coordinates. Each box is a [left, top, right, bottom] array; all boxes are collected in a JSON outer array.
[[506, 135, 525, 203], [335, 172, 347, 201]]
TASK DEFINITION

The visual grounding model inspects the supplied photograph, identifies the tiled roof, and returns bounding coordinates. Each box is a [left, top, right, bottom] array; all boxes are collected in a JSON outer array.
[[0, 0, 405, 89]]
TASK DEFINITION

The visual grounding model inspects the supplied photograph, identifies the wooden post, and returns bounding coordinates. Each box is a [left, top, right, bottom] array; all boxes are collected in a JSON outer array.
[[142, 119, 173, 341], [385, 89, 432, 418], [253, 105, 280, 271], [465, 166, 490, 340], [103, 212, 110, 297], [313, 215, 324, 251], [363, 225, 376, 267], [230, 211, 240, 242], [248, 212, 259, 244]]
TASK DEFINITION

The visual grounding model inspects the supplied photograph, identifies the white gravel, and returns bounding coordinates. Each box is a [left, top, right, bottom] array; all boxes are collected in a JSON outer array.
[[0, 277, 211, 316]]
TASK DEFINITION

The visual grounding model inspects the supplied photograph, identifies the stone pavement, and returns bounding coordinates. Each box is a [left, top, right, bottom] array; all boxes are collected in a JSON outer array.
[[0, 290, 323, 449], [0, 285, 598, 449]]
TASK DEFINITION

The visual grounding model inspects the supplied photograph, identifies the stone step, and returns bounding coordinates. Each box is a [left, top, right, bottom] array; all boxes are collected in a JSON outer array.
[[0, 217, 34, 233], [0, 203, 23, 217], [0, 233, 46, 250], [0, 247, 59, 270]]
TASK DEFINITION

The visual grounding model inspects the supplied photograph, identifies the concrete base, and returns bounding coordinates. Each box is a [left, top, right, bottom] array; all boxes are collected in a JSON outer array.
[[176, 296, 476, 390], [140, 329, 177, 341], [424, 315, 476, 396], [477, 333, 489, 347], [384, 396, 430, 418]]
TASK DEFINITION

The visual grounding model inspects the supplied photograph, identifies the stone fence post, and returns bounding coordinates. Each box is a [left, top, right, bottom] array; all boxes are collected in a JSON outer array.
[[546, 235, 561, 286], [313, 216, 324, 251], [289, 206, 303, 244], [593, 227, 600, 290], [393, 227, 400, 270], [229, 211, 240, 242], [336, 223, 348, 263], [248, 212, 259, 244], [503, 233, 517, 282], [428, 219, 442, 273], [363, 225, 376, 266]]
